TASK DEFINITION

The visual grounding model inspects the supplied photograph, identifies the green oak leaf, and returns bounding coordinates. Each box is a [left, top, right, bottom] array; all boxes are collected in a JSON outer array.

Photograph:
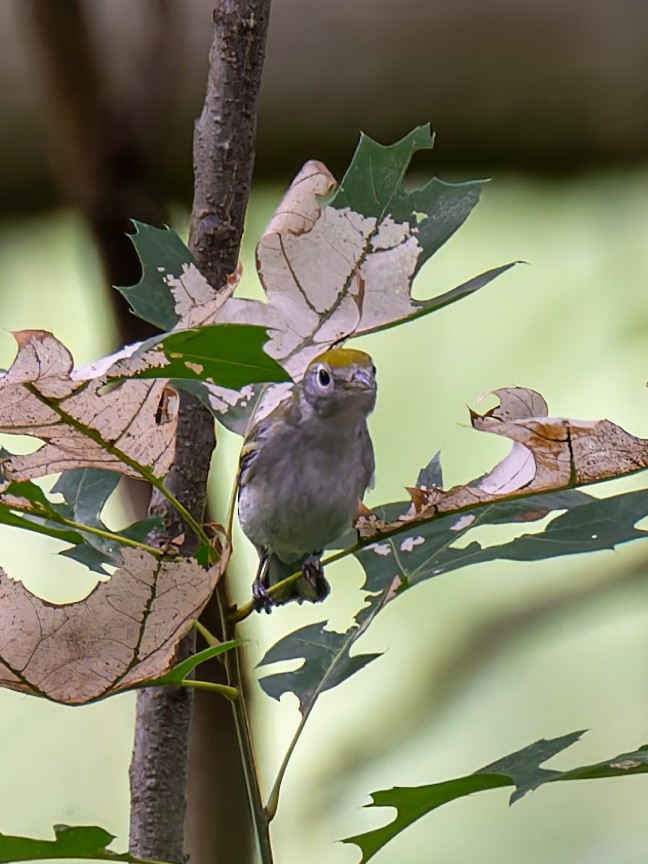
[[116, 221, 194, 331], [0, 824, 140, 863], [330, 124, 490, 276], [52, 468, 160, 573], [344, 733, 648, 863], [114, 324, 291, 389], [257, 597, 386, 715], [356, 488, 648, 594]]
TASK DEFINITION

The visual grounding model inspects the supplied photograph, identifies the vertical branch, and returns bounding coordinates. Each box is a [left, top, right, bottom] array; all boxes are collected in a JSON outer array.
[[129, 2, 273, 864], [129, 396, 216, 863], [189, 1, 272, 289], [186, 4, 273, 863]]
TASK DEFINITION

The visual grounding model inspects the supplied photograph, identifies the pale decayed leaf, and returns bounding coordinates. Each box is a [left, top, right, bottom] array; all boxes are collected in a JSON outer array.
[[110, 133, 513, 425], [0, 547, 223, 704], [203, 131, 513, 425], [0, 331, 179, 483], [220, 160, 422, 375], [216, 158, 482, 377], [357, 387, 648, 538]]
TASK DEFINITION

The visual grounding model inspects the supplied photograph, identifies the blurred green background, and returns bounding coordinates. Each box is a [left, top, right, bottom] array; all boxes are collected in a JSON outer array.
[[1, 2, 648, 863]]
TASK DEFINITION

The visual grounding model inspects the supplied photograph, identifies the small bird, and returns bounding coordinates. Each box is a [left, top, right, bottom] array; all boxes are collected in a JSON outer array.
[[238, 347, 376, 611]]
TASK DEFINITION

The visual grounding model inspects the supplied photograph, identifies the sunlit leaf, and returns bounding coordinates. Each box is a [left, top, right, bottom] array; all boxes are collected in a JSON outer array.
[[357, 387, 648, 544], [0, 331, 179, 482], [215, 127, 514, 382]]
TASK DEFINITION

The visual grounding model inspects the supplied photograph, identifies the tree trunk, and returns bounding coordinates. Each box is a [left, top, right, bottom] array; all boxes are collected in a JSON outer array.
[[128, 3, 273, 863]]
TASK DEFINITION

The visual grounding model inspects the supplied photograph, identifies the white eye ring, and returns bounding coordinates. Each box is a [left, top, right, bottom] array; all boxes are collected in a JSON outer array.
[[317, 366, 332, 388]]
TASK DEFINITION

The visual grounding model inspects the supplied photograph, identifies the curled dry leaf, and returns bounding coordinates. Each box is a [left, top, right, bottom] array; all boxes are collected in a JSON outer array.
[[357, 386, 648, 538], [0, 546, 226, 704], [0, 331, 179, 483]]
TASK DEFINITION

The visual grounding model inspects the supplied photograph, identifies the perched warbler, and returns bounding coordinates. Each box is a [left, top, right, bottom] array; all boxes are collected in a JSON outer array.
[[238, 347, 377, 611]]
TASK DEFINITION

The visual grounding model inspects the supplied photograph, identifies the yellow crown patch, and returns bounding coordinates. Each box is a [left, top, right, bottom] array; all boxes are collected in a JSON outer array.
[[309, 347, 373, 369]]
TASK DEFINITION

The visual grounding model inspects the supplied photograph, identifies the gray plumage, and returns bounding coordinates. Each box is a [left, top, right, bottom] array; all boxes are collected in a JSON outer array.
[[238, 348, 376, 608]]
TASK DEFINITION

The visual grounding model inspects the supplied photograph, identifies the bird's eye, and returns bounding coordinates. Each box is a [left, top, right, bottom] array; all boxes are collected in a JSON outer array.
[[371, 364, 377, 376], [317, 366, 331, 388]]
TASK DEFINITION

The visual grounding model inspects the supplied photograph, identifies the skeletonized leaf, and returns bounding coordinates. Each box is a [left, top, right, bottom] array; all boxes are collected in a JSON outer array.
[[112, 133, 514, 425], [216, 127, 515, 378], [0, 331, 179, 482], [343, 732, 648, 863], [0, 547, 223, 704]]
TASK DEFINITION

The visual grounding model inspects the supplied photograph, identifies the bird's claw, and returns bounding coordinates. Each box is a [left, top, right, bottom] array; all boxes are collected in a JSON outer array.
[[252, 579, 274, 614], [302, 554, 330, 602]]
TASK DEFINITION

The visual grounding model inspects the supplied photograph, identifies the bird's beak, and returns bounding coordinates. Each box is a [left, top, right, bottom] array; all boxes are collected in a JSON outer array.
[[348, 369, 374, 391]]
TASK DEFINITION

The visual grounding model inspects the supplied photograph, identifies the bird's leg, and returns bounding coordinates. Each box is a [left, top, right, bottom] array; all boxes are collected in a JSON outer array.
[[252, 552, 274, 614], [301, 553, 330, 602]]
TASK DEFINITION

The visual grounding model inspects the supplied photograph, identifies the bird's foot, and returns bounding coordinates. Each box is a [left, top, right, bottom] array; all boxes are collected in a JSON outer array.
[[252, 579, 274, 613], [302, 553, 330, 603], [252, 554, 274, 614]]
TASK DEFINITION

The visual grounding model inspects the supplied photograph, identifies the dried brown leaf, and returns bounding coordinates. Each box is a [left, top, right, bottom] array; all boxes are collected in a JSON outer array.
[[0, 547, 225, 704], [0, 331, 179, 483], [357, 387, 648, 538]]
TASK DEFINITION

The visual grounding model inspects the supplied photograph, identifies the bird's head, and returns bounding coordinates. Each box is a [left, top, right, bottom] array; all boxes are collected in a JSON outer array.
[[302, 348, 377, 418]]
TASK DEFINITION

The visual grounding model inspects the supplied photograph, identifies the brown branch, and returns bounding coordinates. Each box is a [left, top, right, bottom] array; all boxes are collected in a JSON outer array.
[[186, 5, 274, 862], [129, 3, 272, 863], [128, 394, 216, 863], [188, 1, 272, 291]]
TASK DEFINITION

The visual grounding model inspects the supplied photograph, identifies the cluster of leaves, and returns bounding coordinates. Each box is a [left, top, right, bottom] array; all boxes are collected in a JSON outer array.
[[1, 126, 648, 862]]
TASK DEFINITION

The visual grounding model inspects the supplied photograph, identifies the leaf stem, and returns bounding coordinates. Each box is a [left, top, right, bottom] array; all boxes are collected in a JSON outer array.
[[265, 711, 308, 820], [264, 586, 392, 820], [56, 516, 164, 557], [194, 620, 221, 647], [218, 588, 274, 864], [24, 383, 216, 560], [142, 472, 216, 561], [178, 679, 238, 701]]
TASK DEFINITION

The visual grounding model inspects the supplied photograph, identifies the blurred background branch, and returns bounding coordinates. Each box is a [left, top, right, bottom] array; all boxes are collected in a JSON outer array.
[[4, 0, 648, 220]]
